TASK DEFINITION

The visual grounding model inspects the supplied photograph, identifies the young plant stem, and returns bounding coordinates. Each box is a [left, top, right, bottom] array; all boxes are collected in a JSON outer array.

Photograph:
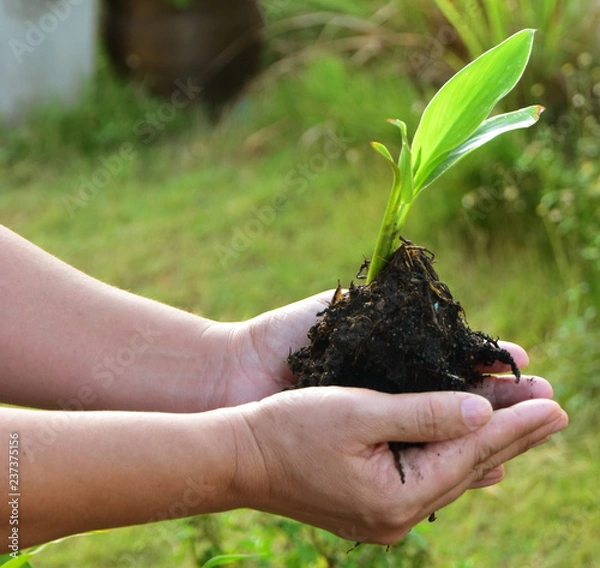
[[364, 29, 541, 285], [366, 121, 412, 284]]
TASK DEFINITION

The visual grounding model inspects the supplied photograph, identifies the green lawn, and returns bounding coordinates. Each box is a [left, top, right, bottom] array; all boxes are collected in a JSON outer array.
[[1, 18, 598, 568]]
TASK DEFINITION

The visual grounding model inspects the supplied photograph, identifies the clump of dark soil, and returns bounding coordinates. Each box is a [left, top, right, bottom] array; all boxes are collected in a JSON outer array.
[[288, 239, 520, 481]]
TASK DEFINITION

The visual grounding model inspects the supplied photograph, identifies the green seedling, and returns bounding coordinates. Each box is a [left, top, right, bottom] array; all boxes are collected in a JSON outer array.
[[367, 28, 544, 283]]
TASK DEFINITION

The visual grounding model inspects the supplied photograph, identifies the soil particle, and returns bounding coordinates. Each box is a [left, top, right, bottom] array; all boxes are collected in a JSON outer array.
[[288, 240, 520, 481], [289, 241, 519, 393]]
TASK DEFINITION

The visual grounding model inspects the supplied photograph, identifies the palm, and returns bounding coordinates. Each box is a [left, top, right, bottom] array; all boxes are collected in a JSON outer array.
[[217, 291, 539, 409], [218, 292, 332, 408]]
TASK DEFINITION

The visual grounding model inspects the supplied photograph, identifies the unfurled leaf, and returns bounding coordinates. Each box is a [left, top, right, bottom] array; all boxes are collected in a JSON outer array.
[[411, 29, 535, 191], [419, 104, 544, 190], [367, 29, 541, 282]]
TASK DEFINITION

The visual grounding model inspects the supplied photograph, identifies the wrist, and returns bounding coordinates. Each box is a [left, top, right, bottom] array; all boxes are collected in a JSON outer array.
[[223, 402, 273, 511], [99, 313, 232, 413], [164, 319, 231, 412]]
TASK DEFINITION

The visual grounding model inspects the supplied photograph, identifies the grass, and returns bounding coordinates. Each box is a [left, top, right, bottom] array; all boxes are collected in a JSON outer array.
[[1, 12, 599, 568]]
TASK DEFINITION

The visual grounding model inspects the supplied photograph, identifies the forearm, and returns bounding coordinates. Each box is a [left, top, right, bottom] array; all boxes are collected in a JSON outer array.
[[1, 406, 243, 550], [0, 225, 227, 412]]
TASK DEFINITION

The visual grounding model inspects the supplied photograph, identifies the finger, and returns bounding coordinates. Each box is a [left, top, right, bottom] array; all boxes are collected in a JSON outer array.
[[430, 419, 561, 510], [468, 465, 505, 489], [469, 375, 554, 409], [472, 401, 568, 471], [476, 341, 529, 373], [407, 402, 567, 522], [398, 399, 567, 513], [353, 389, 493, 444]]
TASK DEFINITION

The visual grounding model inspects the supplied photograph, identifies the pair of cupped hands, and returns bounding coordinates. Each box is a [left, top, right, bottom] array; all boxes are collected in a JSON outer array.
[[203, 291, 569, 545]]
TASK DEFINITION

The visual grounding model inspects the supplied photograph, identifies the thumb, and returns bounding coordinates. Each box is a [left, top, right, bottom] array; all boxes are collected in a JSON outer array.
[[352, 389, 493, 443]]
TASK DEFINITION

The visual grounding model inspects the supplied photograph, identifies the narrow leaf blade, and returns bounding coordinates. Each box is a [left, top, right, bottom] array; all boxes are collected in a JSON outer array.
[[399, 128, 414, 206], [0, 553, 33, 568], [370, 141, 395, 165], [385, 119, 414, 205], [412, 29, 535, 191], [202, 554, 262, 568], [419, 105, 544, 190]]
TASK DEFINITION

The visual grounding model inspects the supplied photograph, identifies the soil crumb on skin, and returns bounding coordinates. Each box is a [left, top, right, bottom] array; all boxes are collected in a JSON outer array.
[[288, 240, 520, 480]]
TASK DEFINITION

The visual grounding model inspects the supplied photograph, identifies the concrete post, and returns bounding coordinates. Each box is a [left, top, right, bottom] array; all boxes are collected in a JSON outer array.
[[0, 0, 98, 126]]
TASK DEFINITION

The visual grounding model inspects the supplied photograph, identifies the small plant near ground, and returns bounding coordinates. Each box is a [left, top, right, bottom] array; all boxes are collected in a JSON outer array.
[[288, 29, 543, 482], [366, 28, 543, 281]]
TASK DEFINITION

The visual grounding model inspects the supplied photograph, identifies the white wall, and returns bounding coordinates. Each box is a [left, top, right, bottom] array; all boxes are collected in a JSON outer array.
[[0, 0, 97, 126]]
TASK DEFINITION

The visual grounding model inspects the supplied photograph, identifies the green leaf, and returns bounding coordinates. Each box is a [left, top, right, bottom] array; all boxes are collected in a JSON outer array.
[[0, 553, 33, 568], [0, 534, 90, 567], [366, 150, 403, 281], [397, 123, 414, 210], [419, 104, 544, 190], [370, 141, 395, 165], [202, 554, 261, 568], [411, 28, 535, 191], [367, 119, 415, 283]]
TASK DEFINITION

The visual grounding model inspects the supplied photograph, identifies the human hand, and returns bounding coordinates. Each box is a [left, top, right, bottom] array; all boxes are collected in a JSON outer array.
[[229, 385, 568, 545], [204, 291, 332, 408], [207, 291, 554, 411]]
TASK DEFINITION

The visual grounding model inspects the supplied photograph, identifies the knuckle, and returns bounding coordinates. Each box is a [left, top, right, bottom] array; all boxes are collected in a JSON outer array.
[[342, 489, 419, 546], [415, 396, 445, 439], [367, 500, 414, 533], [471, 441, 503, 481]]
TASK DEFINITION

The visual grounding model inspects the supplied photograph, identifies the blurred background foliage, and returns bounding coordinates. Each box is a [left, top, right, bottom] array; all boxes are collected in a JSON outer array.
[[1, 0, 598, 566]]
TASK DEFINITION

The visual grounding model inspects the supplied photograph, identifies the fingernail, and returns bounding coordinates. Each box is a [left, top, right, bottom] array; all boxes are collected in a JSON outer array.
[[545, 411, 568, 435], [481, 467, 505, 484], [462, 396, 493, 430]]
